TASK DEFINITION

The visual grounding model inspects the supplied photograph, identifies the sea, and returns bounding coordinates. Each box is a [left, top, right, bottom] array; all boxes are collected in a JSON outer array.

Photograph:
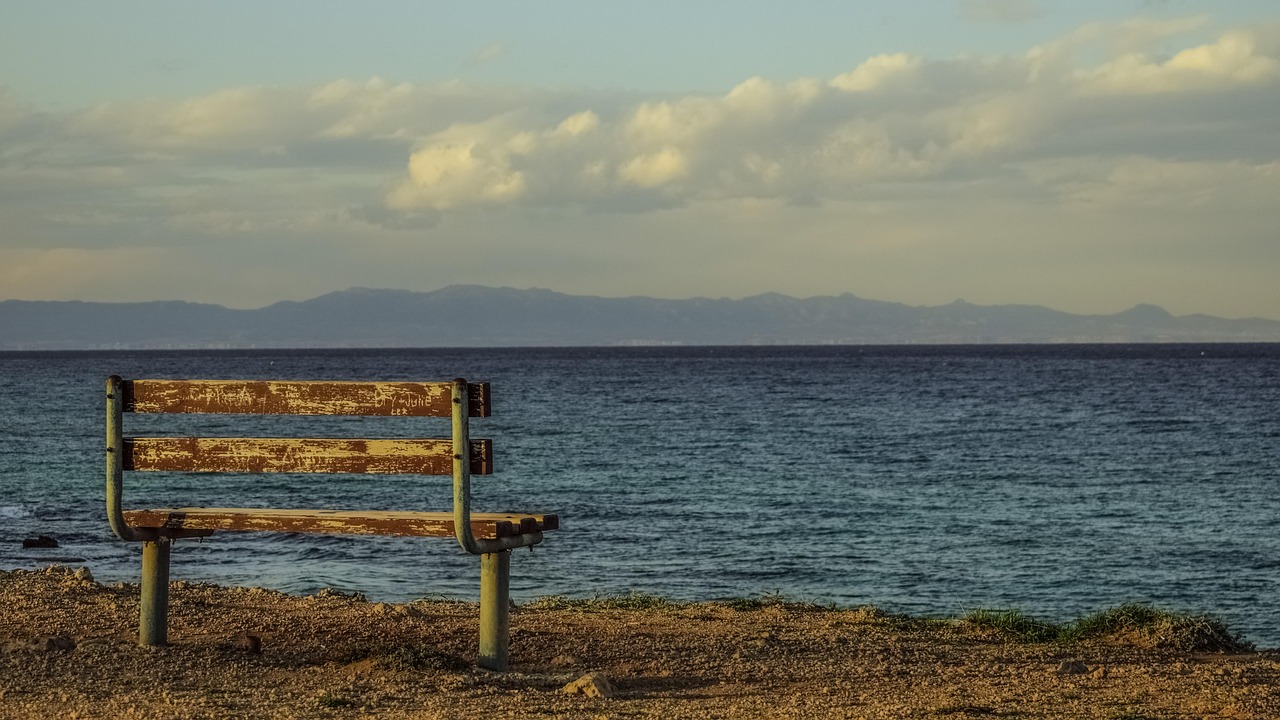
[[2, 345, 1278, 646]]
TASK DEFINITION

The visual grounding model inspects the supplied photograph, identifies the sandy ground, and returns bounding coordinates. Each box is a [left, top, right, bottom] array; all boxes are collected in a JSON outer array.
[[1, 566, 1277, 719]]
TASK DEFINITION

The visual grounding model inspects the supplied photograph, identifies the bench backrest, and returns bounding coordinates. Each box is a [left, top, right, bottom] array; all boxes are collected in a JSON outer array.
[[105, 377, 498, 551], [115, 379, 491, 475]]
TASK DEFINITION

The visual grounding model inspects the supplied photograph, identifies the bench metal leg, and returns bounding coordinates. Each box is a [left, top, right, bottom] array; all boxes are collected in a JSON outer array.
[[139, 538, 171, 646], [478, 550, 510, 671]]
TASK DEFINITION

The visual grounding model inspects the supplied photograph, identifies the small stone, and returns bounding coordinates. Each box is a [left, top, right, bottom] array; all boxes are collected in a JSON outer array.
[[1057, 660, 1089, 675], [73, 567, 94, 583], [22, 536, 58, 549], [231, 633, 262, 654], [561, 672, 616, 698]]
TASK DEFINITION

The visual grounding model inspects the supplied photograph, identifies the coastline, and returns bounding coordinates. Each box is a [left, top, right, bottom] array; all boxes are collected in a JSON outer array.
[[1, 566, 1277, 719]]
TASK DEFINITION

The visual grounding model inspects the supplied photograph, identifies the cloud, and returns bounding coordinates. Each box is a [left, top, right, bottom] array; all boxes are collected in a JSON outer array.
[[961, 0, 1042, 24], [387, 121, 531, 210], [2, 16, 1278, 317], [383, 21, 1278, 212], [470, 42, 508, 66], [1018, 156, 1280, 209], [830, 54, 923, 91], [9, 18, 1273, 220], [1078, 30, 1279, 94], [618, 147, 688, 188]]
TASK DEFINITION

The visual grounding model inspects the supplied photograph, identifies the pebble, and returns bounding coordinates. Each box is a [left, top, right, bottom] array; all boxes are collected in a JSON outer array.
[[562, 672, 616, 698]]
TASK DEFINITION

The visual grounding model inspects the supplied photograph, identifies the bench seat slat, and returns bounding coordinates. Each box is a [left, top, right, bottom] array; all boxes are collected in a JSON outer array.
[[123, 508, 558, 539], [123, 437, 492, 475], [124, 380, 491, 417]]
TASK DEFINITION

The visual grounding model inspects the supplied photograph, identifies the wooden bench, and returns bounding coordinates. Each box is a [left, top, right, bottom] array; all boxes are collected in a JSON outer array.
[[105, 376, 557, 670]]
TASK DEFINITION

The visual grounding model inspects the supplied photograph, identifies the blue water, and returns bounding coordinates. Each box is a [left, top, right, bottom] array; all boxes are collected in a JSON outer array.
[[2, 345, 1278, 646]]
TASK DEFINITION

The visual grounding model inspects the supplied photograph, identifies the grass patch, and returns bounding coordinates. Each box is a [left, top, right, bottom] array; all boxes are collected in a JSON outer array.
[[1063, 603, 1250, 652], [960, 603, 1252, 652], [962, 609, 1059, 643], [525, 592, 1251, 652]]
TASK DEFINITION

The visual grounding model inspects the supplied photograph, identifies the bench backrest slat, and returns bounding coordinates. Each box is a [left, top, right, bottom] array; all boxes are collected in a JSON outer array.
[[123, 437, 492, 475], [123, 380, 491, 417]]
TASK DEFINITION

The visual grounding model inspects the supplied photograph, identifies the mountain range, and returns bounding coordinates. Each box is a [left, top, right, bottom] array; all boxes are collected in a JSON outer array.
[[2, 285, 1278, 349]]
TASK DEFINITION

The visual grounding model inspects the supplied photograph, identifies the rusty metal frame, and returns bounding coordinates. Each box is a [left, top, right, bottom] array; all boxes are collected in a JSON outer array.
[[450, 378, 544, 556], [449, 378, 542, 670], [107, 375, 150, 543]]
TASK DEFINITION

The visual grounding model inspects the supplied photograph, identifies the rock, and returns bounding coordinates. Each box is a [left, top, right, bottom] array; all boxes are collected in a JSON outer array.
[[22, 536, 58, 549], [73, 567, 94, 584], [561, 672, 616, 698], [1057, 660, 1089, 675], [231, 633, 262, 654]]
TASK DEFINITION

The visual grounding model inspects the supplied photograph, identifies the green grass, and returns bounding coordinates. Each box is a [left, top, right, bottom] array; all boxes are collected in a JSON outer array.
[[522, 593, 1252, 652], [961, 603, 1252, 652], [962, 609, 1060, 643]]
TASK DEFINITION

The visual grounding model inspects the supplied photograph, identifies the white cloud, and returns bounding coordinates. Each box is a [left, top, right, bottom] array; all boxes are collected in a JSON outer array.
[[12, 18, 1271, 218], [2, 17, 1279, 317], [554, 110, 600, 137], [389, 138, 528, 210], [375, 23, 1274, 211], [830, 54, 923, 92], [1079, 30, 1279, 94], [618, 147, 688, 188]]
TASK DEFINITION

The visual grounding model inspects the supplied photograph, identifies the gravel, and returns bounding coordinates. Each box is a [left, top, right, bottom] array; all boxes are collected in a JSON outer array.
[[2, 566, 1277, 719]]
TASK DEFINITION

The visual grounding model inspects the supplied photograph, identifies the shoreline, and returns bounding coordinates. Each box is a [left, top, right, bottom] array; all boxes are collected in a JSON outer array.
[[3, 566, 1278, 718]]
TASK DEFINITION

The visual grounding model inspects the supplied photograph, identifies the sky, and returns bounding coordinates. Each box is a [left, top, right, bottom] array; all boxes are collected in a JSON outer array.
[[1, 1, 1278, 319]]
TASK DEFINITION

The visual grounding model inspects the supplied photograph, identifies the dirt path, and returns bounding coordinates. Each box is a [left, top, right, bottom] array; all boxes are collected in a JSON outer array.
[[1, 567, 1276, 719]]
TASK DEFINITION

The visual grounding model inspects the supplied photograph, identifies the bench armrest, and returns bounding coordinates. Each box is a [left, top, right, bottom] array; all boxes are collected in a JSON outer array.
[[450, 378, 541, 554], [106, 375, 148, 542]]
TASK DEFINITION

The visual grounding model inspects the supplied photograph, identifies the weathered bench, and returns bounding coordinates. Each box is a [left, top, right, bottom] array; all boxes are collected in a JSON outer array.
[[105, 376, 557, 670]]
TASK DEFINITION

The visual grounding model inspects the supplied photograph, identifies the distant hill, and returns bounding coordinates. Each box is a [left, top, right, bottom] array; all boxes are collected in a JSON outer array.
[[2, 286, 1279, 349]]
